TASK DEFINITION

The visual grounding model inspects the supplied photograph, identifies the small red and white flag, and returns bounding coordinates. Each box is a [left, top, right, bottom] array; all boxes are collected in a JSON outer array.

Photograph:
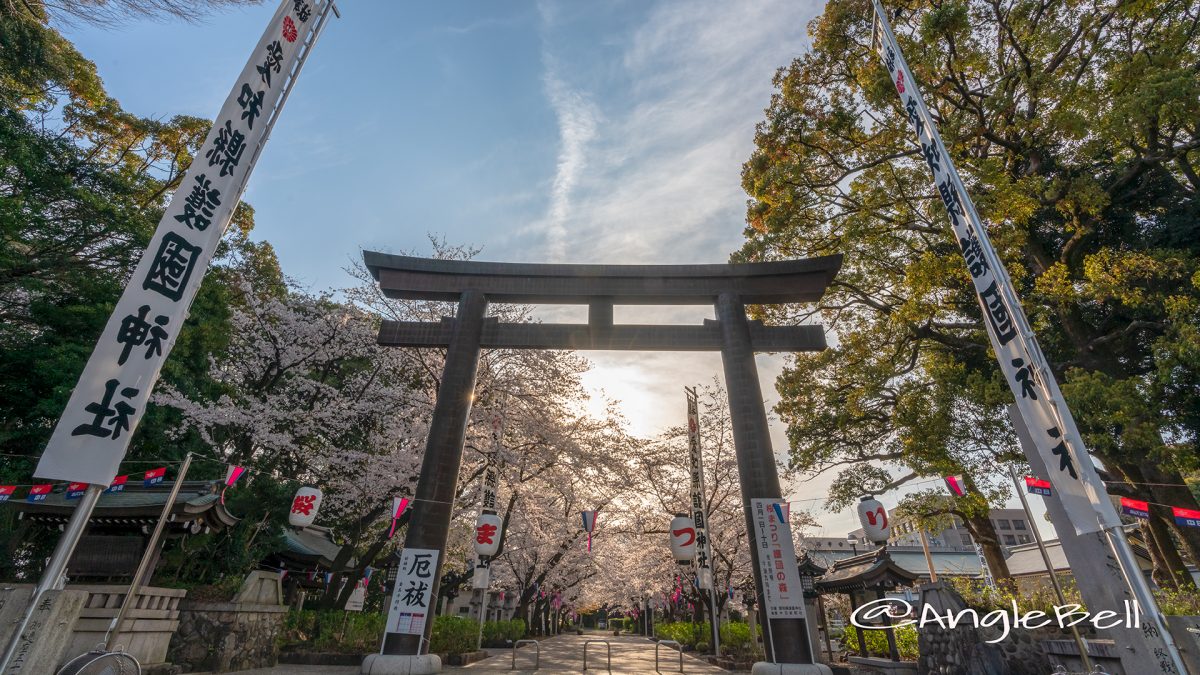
[[27, 484, 52, 502], [1024, 476, 1052, 497], [0, 486, 15, 502], [65, 482, 88, 499], [144, 467, 166, 487], [1173, 507, 1200, 528], [944, 475, 966, 496], [388, 496, 411, 539], [1121, 498, 1150, 519], [106, 475, 128, 493]]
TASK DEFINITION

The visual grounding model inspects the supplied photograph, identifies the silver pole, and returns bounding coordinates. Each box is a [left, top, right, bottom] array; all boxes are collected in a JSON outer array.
[[0, 483, 104, 671], [918, 528, 938, 583], [106, 453, 193, 651], [1008, 466, 1091, 671]]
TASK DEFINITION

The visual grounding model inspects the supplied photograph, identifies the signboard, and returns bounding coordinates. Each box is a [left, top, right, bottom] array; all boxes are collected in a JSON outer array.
[[34, 0, 330, 486], [344, 584, 365, 611], [685, 387, 714, 589], [386, 547, 439, 636], [871, 0, 1116, 535], [750, 498, 805, 619]]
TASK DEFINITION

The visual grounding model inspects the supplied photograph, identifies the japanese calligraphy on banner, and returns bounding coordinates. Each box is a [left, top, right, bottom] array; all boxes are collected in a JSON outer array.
[[35, 0, 330, 487], [386, 547, 439, 636], [750, 498, 806, 620], [871, 0, 1116, 534], [685, 387, 715, 589]]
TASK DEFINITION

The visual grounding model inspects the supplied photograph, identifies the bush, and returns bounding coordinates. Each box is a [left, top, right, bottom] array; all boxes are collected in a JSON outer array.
[[430, 615, 478, 655], [481, 619, 526, 647], [280, 609, 386, 653], [653, 621, 711, 648], [841, 624, 919, 661], [719, 621, 754, 657]]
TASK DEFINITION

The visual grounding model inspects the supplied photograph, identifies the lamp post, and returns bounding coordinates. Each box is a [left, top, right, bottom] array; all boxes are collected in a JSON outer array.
[[846, 534, 858, 556]]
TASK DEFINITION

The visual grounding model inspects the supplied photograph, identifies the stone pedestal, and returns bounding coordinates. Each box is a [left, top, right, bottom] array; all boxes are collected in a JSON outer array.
[[751, 662, 834, 675], [361, 653, 441, 674], [0, 586, 88, 674], [166, 572, 287, 672]]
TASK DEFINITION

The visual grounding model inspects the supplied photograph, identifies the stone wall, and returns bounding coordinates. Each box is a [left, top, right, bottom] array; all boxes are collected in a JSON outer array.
[[166, 572, 287, 673], [166, 599, 287, 672], [67, 584, 187, 668], [915, 582, 1124, 675]]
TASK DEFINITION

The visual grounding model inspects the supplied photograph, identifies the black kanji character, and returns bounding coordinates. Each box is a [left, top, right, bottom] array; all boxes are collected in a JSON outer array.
[[1046, 426, 1079, 480], [1011, 358, 1037, 400], [884, 47, 896, 72], [175, 173, 222, 231], [406, 552, 433, 577], [116, 305, 170, 366], [922, 141, 942, 173], [959, 233, 989, 278], [143, 232, 201, 301], [205, 120, 246, 178], [402, 580, 429, 607], [71, 378, 139, 439], [257, 40, 284, 88], [938, 179, 963, 226], [237, 83, 264, 129], [293, 0, 311, 22], [905, 98, 924, 137]]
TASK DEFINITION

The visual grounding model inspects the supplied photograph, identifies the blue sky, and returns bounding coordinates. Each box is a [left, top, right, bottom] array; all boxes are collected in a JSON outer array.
[[61, 0, 1048, 538]]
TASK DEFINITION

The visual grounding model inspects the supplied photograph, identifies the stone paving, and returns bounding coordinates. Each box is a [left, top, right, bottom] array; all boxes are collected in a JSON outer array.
[[227, 631, 729, 674]]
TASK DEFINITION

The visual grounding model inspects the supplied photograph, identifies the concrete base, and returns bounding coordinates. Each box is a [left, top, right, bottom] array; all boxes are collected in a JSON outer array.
[[361, 653, 442, 675], [751, 662, 835, 675]]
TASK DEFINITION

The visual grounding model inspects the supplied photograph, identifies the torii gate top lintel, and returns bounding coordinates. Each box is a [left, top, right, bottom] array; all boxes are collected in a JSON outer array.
[[363, 251, 843, 306], [364, 251, 841, 352]]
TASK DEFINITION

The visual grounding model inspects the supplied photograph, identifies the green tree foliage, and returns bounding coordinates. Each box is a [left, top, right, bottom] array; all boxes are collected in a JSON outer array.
[[0, 6, 263, 579], [739, 0, 1200, 579]]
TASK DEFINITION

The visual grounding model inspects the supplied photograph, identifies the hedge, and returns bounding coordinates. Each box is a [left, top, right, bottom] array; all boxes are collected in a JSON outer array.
[[840, 624, 919, 661], [481, 619, 526, 647], [279, 609, 386, 653], [429, 615, 477, 655]]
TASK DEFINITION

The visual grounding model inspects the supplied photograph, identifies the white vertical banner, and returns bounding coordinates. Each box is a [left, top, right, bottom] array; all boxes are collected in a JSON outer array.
[[685, 387, 715, 589], [750, 498, 806, 620], [870, 0, 1117, 534], [35, 0, 332, 486], [387, 548, 440, 636]]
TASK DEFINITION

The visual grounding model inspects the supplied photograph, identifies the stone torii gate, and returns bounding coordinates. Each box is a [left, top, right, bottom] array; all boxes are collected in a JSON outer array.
[[361, 252, 840, 675]]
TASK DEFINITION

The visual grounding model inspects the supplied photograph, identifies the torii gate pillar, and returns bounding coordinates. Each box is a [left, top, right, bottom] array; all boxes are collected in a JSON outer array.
[[362, 253, 840, 675]]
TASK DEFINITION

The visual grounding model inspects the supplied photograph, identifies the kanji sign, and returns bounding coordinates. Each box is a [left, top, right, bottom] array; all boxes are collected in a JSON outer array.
[[34, 0, 329, 487], [750, 498, 807, 620], [1121, 498, 1150, 520], [685, 387, 715, 589], [386, 547, 439, 636], [1025, 476, 1053, 497]]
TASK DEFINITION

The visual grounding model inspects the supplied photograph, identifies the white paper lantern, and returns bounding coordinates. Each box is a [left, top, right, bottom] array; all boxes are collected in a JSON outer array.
[[288, 486, 323, 527], [668, 515, 697, 564], [474, 513, 504, 557], [856, 495, 890, 544]]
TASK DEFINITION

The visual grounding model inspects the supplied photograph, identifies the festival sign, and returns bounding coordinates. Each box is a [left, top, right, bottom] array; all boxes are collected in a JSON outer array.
[[386, 547, 440, 636], [1121, 498, 1150, 520], [65, 482, 88, 500], [685, 387, 715, 588], [35, 0, 330, 487], [1025, 476, 1053, 497], [669, 515, 697, 564], [872, 0, 1116, 535], [27, 484, 51, 502], [1173, 507, 1200, 528], [750, 498, 806, 620], [106, 475, 128, 493], [143, 467, 166, 487], [0, 486, 13, 503]]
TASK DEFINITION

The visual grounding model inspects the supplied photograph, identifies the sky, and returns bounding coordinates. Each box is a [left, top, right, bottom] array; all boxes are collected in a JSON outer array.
[[60, 0, 1051, 540]]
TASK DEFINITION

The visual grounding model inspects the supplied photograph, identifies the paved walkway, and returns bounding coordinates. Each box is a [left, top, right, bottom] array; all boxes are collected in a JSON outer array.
[[458, 632, 727, 673], [229, 632, 728, 674]]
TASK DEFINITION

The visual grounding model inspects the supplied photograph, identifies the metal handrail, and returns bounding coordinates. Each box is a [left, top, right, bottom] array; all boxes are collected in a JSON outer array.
[[512, 639, 540, 670], [583, 640, 611, 671], [655, 639, 683, 672]]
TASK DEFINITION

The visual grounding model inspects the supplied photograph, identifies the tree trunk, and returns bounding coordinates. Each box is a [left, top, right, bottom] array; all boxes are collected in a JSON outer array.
[[1136, 459, 1200, 568], [965, 513, 1013, 585]]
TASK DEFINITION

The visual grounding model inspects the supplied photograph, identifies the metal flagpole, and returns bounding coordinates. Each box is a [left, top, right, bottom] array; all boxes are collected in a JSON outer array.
[[917, 529, 938, 583], [0, 484, 103, 671], [1008, 465, 1091, 671], [869, 2, 1186, 671], [105, 453, 193, 652]]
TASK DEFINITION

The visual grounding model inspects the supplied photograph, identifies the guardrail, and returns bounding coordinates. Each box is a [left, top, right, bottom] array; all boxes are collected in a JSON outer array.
[[583, 639, 611, 671], [655, 639, 683, 673], [512, 639, 539, 670]]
